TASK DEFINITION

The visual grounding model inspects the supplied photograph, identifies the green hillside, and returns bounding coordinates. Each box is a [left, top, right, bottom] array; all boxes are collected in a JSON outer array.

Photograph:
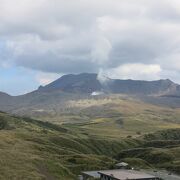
[[1, 95, 180, 179], [116, 129, 180, 174], [0, 112, 140, 179]]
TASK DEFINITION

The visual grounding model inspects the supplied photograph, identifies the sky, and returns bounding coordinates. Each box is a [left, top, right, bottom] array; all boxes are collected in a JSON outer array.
[[1, 0, 180, 95]]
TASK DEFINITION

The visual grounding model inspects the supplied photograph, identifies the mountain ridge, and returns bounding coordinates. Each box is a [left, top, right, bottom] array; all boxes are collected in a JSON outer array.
[[1, 73, 180, 116], [36, 73, 180, 96], [0, 73, 180, 97]]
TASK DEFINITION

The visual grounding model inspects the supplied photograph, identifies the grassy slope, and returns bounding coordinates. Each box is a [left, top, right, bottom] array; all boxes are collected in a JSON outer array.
[[116, 129, 180, 173], [1, 112, 180, 179], [59, 96, 180, 139], [1, 95, 180, 179], [0, 112, 142, 180]]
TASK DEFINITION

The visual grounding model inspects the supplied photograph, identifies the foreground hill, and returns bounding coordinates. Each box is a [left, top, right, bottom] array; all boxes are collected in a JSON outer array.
[[117, 129, 180, 173], [0, 112, 122, 179], [0, 112, 144, 179], [0, 112, 180, 179]]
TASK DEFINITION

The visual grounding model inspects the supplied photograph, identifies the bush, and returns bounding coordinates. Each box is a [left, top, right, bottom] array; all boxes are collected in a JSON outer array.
[[127, 135, 132, 138], [0, 117, 8, 130]]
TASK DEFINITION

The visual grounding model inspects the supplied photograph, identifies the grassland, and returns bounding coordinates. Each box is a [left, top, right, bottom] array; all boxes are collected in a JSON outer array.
[[0, 111, 180, 179], [116, 129, 180, 173], [0, 112, 142, 179], [1, 95, 180, 179], [59, 95, 180, 139]]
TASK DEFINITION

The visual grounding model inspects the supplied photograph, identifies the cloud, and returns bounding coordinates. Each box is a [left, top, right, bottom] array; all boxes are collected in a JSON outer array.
[[36, 72, 61, 85], [1, 0, 180, 83], [91, 36, 112, 65], [99, 63, 162, 81]]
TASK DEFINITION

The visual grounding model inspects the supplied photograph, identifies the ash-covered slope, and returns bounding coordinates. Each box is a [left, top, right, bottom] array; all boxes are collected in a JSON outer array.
[[110, 79, 178, 95], [37, 73, 180, 96], [1, 73, 180, 115], [38, 73, 102, 93]]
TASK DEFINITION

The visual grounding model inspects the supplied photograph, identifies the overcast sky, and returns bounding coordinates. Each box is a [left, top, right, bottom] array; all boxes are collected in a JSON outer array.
[[1, 0, 180, 95]]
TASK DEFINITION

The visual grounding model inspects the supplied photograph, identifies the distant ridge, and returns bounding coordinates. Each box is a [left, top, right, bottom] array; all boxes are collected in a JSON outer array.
[[0, 92, 11, 98], [0, 92, 9, 95], [1, 73, 180, 115], [37, 73, 180, 96]]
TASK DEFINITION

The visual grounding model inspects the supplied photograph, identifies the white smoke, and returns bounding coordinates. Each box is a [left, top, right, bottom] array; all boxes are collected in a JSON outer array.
[[91, 36, 112, 65], [91, 91, 104, 96], [97, 69, 111, 84]]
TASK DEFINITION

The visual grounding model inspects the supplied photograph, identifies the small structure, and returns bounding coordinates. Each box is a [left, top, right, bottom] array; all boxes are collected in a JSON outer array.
[[98, 169, 160, 180], [82, 171, 100, 180], [115, 162, 129, 169]]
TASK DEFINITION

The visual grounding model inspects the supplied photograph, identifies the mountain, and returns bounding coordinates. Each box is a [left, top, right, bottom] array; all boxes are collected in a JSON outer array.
[[38, 73, 102, 93], [1, 73, 180, 117], [0, 92, 12, 110], [0, 92, 11, 98], [37, 73, 179, 96]]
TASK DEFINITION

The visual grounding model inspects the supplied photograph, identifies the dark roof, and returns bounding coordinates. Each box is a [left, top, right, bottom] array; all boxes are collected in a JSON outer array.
[[82, 171, 100, 178], [98, 169, 158, 180]]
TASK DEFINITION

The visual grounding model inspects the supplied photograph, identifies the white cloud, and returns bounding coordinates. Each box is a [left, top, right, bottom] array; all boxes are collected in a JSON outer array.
[[99, 63, 162, 80], [156, 53, 180, 71], [1, 0, 180, 83], [36, 72, 60, 85]]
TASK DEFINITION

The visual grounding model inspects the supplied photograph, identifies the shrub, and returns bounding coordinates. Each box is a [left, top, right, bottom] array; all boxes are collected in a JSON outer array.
[[0, 117, 8, 130]]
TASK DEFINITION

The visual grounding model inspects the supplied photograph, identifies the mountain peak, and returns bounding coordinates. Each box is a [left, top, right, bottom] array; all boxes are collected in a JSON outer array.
[[39, 73, 101, 93], [36, 73, 178, 96]]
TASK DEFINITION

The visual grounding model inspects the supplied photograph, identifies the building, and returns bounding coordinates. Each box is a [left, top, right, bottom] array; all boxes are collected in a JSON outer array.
[[81, 169, 180, 180], [81, 171, 100, 180], [98, 169, 160, 180]]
